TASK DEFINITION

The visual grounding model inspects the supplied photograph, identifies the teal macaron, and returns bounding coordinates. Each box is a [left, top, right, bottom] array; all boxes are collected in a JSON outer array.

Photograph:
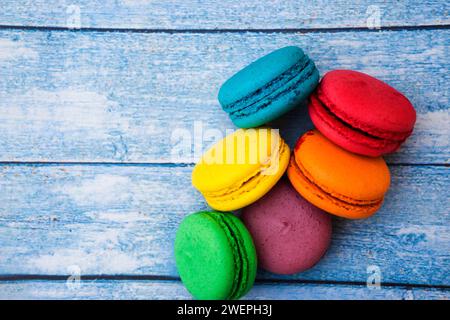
[[218, 46, 319, 128], [174, 211, 257, 300]]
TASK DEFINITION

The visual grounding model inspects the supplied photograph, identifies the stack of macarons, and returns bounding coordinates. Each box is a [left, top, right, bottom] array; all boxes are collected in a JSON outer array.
[[175, 46, 417, 300]]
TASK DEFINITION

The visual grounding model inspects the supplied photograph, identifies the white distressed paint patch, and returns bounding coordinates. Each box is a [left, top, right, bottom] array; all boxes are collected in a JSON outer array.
[[144, 93, 216, 105], [53, 169, 199, 208], [27, 228, 140, 273], [121, 0, 156, 5], [29, 247, 142, 274], [85, 210, 154, 223], [326, 39, 365, 48], [400, 46, 446, 62], [56, 174, 132, 206], [0, 39, 38, 61], [0, 89, 124, 126], [0, 88, 130, 139], [408, 109, 450, 149], [25, 220, 166, 274]]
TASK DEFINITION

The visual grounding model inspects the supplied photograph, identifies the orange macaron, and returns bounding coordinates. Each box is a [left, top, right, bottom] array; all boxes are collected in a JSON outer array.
[[287, 130, 390, 219]]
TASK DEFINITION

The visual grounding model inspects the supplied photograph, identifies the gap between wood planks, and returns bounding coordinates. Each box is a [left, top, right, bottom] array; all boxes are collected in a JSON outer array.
[[1, 274, 449, 290], [0, 24, 449, 34], [0, 162, 447, 167], [0, 20, 447, 295]]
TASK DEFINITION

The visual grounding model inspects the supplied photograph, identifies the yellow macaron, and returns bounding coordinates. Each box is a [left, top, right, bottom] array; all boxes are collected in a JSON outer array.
[[192, 128, 290, 211]]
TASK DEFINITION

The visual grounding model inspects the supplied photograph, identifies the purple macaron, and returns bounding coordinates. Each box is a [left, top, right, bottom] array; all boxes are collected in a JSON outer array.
[[241, 178, 332, 275]]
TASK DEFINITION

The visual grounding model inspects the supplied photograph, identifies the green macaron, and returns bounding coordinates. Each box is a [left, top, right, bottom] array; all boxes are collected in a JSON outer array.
[[174, 211, 257, 300]]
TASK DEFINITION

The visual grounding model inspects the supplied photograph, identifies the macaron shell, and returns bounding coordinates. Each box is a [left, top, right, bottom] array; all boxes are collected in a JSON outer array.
[[205, 139, 290, 211], [218, 46, 307, 107], [192, 128, 279, 193], [287, 130, 390, 219], [232, 67, 319, 128], [192, 128, 291, 211], [295, 130, 390, 202], [242, 178, 332, 274], [287, 156, 382, 219], [223, 213, 257, 298], [308, 93, 401, 157], [318, 70, 416, 139], [175, 212, 236, 299], [219, 46, 320, 128], [175, 211, 257, 300]]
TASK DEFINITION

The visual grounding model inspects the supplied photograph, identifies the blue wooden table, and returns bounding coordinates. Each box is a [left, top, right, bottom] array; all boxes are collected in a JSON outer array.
[[0, 1, 449, 300]]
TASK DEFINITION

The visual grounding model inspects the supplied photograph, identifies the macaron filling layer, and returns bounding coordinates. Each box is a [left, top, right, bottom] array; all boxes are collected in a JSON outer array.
[[289, 155, 383, 212], [223, 59, 317, 119], [315, 88, 412, 142], [309, 93, 402, 153], [204, 212, 249, 300], [202, 140, 289, 206]]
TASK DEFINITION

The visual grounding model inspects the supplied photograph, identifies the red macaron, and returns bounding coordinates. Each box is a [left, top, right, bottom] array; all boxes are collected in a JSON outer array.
[[308, 70, 416, 157]]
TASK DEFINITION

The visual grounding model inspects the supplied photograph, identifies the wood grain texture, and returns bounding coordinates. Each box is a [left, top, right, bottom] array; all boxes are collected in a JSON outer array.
[[0, 29, 448, 164], [0, 164, 448, 286], [0, 1, 448, 29], [0, 280, 448, 300], [1, 0, 449, 300]]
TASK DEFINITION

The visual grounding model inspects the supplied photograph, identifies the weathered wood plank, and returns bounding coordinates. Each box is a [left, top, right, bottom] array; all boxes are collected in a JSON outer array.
[[0, 165, 448, 286], [0, 280, 447, 300], [0, 1, 448, 29], [0, 29, 448, 163]]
